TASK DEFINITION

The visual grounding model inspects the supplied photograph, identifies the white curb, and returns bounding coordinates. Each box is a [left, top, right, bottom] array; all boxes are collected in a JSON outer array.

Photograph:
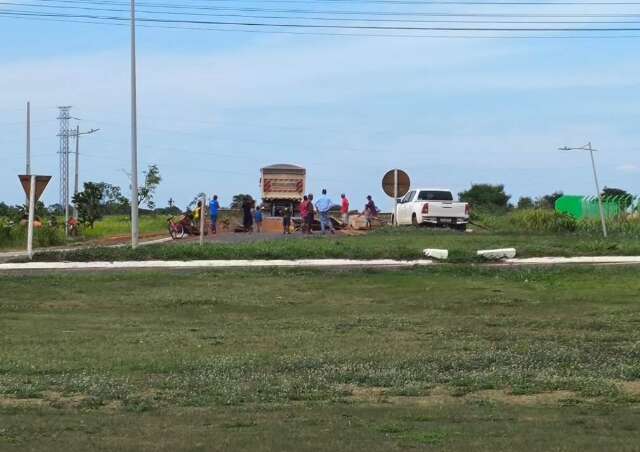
[[504, 256, 640, 265], [0, 259, 434, 271]]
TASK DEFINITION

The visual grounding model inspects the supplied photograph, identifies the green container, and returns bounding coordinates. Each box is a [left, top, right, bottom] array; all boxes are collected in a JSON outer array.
[[556, 195, 623, 220]]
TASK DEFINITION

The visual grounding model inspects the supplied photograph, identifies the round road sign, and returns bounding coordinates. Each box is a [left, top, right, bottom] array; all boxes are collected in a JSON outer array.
[[382, 169, 410, 198]]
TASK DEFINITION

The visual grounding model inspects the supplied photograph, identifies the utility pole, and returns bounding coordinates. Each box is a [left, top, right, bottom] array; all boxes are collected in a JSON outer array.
[[57, 106, 72, 236], [26, 101, 31, 175], [559, 142, 608, 238], [74, 125, 79, 215], [26, 101, 31, 205], [69, 126, 100, 218], [130, 0, 140, 248], [586, 142, 608, 238]]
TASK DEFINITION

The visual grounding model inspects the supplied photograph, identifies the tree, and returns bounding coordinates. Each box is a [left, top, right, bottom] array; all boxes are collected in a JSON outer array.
[[137, 164, 161, 210], [0, 202, 20, 219], [18, 201, 47, 220], [535, 191, 564, 209], [47, 203, 64, 215], [517, 196, 534, 209], [188, 192, 207, 211], [458, 184, 510, 210], [72, 182, 104, 228], [602, 187, 634, 210], [98, 183, 130, 214], [231, 194, 253, 209]]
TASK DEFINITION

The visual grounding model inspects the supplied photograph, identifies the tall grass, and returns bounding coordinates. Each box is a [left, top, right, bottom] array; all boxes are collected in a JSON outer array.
[[0, 222, 65, 250], [80, 215, 168, 239], [474, 208, 640, 235]]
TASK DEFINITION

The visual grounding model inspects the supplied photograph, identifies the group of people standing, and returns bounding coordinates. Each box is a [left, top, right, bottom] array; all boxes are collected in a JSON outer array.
[[299, 190, 347, 234], [298, 190, 378, 234], [192, 191, 379, 236]]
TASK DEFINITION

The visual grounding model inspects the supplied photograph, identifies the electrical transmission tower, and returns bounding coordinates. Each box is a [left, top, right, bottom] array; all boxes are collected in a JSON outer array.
[[57, 106, 72, 211]]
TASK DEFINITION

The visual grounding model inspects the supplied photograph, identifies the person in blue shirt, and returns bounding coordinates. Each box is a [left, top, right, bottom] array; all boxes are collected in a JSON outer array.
[[209, 194, 220, 234], [315, 189, 336, 234], [255, 206, 264, 233]]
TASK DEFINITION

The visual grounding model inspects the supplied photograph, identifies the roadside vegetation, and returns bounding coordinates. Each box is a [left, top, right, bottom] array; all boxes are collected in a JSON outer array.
[[24, 224, 640, 263], [3, 181, 640, 255], [1, 266, 640, 450]]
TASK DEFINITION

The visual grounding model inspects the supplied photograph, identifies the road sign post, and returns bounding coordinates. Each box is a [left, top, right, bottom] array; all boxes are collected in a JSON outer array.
[[19, 175, 52, 260], [382, 169, 410, 226], [27, 175, 36, 259], [393, 169, 398, 227]]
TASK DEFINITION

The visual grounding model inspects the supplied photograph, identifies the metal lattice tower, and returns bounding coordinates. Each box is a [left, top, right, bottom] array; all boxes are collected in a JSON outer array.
[[57, 106, 72, 208]]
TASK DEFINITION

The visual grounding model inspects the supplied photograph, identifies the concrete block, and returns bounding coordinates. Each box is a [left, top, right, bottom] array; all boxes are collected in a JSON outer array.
[[423, 249, 449, 260], [477, 248, 517, 260]]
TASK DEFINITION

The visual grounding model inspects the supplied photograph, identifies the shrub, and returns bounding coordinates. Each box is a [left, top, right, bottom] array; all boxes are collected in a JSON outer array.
[[577, 215, 640, 235], [508, 209, 577, 233]]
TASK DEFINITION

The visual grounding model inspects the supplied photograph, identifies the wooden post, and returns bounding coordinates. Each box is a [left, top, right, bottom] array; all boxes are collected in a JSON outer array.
[[199, 194, 206, 246]]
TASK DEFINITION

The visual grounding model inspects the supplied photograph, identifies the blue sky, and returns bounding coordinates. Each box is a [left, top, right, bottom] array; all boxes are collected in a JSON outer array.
[[1, 1, 639, 210]]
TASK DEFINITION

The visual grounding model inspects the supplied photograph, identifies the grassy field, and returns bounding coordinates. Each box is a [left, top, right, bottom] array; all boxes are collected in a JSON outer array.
[[1, 266, 640, 450], [0, 215, 168, 252], [26, 226, 640, 262], [75, 215, 168, 240]]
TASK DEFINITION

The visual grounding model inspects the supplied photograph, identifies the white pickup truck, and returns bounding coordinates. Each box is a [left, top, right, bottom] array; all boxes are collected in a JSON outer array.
[[394, 188, 470, 230]]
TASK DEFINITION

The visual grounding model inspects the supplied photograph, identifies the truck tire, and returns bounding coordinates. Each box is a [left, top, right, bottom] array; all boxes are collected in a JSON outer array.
[[411, 213, 418, 227], [456, 223, 467, 232]]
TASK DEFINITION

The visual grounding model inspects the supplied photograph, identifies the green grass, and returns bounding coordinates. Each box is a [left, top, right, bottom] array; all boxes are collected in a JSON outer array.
[[26, 226, 640, 262], [0, 215, 168, 252], [78, 215, 168, 240], [1, 266, 640, 450], [0, 224, 64, 251]]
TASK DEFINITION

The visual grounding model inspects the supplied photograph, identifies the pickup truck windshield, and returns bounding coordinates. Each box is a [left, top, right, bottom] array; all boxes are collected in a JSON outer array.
[[417, 191, 453, 201]]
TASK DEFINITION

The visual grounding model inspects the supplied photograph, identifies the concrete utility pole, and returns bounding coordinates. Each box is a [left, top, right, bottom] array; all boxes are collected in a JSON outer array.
[[69, 126, 100, 217], [130, 0, 140, 249], [26, 102, 31, 206], [74, 125, 79, 213], [559, 142, 608, 238], [26, 101, 31, 175]]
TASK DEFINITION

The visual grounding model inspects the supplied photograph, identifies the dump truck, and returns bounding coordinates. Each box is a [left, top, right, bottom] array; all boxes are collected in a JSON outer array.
[[260, 164, 306, 216]]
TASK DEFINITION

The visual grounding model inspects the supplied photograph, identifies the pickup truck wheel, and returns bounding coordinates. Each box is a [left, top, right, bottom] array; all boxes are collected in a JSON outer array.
[[456, 224, 467, 232], [411, 213, 418, 227]]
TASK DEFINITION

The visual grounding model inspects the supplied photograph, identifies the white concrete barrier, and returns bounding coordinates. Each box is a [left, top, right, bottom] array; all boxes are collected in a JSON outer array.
[[423, 249, 449, 260], [477, 248, 517, 260]]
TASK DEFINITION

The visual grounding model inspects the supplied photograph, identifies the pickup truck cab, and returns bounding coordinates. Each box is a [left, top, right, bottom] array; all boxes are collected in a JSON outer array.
[[395, 188, 470, 230]]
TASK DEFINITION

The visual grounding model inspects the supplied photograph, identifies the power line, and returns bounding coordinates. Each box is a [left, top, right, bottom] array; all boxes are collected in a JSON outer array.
[[4, 1, 640, 23], [31, 0, 640, 5], [3, 11, 640, 37], [2, 9, 640, 30], [16, 0, 640, 17]]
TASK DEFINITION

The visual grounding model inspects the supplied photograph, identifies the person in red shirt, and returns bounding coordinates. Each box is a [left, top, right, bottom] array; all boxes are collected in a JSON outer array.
[[340, 193, 350, 226], [299, 195, 310, 233]]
